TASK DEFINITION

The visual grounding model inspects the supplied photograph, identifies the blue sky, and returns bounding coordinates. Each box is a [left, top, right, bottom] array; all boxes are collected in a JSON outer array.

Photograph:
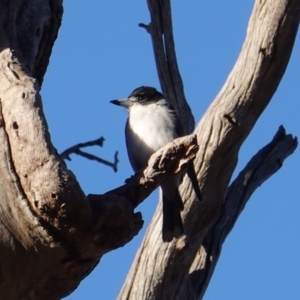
[[42, 1, 300, 299]]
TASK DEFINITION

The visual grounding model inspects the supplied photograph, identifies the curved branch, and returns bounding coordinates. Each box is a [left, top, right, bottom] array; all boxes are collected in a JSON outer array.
[[119, 0, 300, 299], [87, 134, 199, 253], [32, 0, 63, 86], [0, 1, 200, 297], [60, 137, 119, 172], [194, 125, 298, 298], [83, 134, 199, 254], [107, 134, 199, 208], [145, 0, 194, 133]]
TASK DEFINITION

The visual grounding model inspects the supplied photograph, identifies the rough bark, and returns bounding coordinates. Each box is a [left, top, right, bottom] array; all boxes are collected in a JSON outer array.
[[0, 1, 200, 299], [0, 0, 298, 299], [119, 0, 299, 299]]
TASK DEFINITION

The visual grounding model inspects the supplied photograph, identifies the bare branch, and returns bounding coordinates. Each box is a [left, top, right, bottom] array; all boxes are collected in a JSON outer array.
[[60, 137, 119, 172], [192, 125, 298, 298], [33, 0, 63, 86], [0, 0, 298, 299], [145, 0, 194, 133], [120, 1, 300, 299], [0, 1, 200, 297], [138, 23, 151, 34], [83, 134, 199, 253], [107, 134, 199, 208]]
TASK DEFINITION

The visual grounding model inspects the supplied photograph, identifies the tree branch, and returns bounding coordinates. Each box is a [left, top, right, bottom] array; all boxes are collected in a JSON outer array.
[[88, 134, 199, 252], [193, 125, 298, 298], [33, 0, 63, 86], [60, 137, 119, 172], [119, 0, 300, 299], [0, 0, 298, 299], [107, 134, 199, 208], [0, 42, 198, 297], [145, 0, 194, 133], [0, 2, 201, 298]]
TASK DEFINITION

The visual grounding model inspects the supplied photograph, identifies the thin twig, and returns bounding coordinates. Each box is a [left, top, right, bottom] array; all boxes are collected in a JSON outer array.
[[138, 23, 151, 34], [60, 137, 119, 172]]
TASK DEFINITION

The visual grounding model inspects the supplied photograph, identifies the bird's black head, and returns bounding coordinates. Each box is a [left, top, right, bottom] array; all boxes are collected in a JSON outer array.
[[110, 86, 165, 109], [128, 86, 164, 104]]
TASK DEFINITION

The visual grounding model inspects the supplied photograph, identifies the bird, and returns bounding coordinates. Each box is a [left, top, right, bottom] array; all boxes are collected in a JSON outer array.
[[110, 86, 201, 242]]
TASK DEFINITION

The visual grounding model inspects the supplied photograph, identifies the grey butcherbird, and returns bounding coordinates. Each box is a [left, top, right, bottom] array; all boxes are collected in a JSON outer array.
[[111, 86, 201, 242]]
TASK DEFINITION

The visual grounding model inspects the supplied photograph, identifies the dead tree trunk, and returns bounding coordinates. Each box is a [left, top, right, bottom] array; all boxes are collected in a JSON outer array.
[[119, 0, 299, 299], [0, 1, 169, 299], [0, 0, 298, 300]]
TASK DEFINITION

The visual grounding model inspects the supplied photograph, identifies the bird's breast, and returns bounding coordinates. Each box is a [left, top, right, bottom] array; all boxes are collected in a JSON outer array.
[[125, 103, 177, 171]]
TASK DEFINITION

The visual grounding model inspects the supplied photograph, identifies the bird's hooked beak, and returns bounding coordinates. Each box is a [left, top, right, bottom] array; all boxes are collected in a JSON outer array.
[[110, 98, 133, 109]]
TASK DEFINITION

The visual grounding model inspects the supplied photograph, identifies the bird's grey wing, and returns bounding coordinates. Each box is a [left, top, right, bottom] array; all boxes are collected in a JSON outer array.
[[166, 103, 202, 201], [166, 103, 185, 137]]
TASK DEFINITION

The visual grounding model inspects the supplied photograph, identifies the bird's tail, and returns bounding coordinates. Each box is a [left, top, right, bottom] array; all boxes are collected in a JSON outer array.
[[161, 176, 184, 242], [162, 193, 183, 242]]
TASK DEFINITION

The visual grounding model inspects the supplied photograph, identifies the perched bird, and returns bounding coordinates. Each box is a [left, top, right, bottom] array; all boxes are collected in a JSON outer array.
[[111, 86, 201, 242]]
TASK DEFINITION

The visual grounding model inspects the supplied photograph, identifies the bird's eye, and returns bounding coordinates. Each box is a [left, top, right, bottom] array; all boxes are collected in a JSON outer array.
[[138, 94, 145, 101]]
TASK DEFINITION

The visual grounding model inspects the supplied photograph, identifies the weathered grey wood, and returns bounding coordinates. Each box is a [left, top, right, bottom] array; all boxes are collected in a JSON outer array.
[[0, 0, 298, 299], [144, 0, 195, 134], [0, 2, 96, 297], [118, 0, 300, 299], [0, 1, 170, 298], [194, 126, 297, 299], [0, 18, 198, 297]]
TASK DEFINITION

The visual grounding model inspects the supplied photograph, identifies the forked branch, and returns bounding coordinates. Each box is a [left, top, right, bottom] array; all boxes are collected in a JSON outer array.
[[60, 137, 119, 172], [119, 0, 300, 299]]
